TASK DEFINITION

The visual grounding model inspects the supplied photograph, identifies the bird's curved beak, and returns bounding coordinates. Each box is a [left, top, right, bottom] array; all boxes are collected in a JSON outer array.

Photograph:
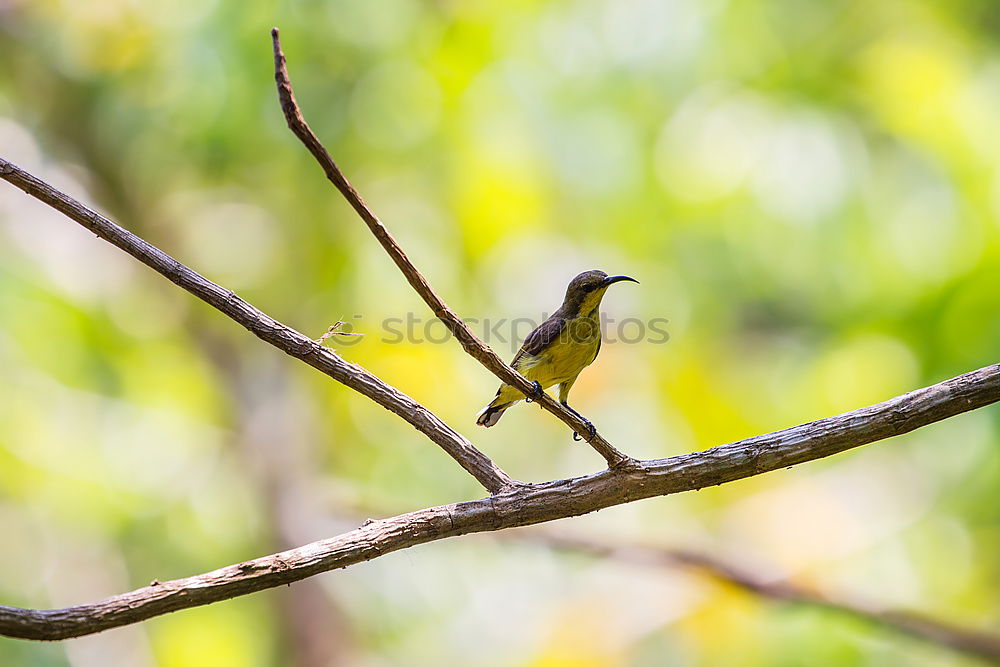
[[602, 275, 639, 287]]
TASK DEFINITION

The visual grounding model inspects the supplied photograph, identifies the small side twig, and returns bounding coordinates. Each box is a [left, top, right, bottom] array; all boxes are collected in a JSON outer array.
[[316, 319, 363, 345], [270, 27, 631, 469]]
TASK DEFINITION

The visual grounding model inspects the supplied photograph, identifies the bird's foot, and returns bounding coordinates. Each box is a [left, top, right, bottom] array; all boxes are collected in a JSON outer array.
[[572, 419, 596, 442], [561, 401, 596, 441], [524, 381, 544, 403]]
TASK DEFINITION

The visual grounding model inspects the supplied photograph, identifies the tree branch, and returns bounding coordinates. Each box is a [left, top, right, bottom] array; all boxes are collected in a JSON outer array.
[[3, 41, 999, 645], [0, 156, 513, 494], [270, 28, 631, 469], [1, 361, 996, 640], [511, 531, 1000, 662]]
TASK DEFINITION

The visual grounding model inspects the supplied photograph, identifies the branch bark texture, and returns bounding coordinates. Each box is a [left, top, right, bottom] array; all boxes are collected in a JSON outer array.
[[270, 28, 630, 468]]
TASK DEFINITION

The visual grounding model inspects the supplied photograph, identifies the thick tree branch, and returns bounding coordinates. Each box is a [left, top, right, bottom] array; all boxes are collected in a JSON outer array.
[[515, 532, 1000, 662], [270, 28, 631, 469], [0, 157, 512, 494], [1, 362, 997, 640]]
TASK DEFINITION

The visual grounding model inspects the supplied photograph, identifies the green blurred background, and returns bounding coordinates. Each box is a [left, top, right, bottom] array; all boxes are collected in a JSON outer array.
[[2, 0, 999, 665]]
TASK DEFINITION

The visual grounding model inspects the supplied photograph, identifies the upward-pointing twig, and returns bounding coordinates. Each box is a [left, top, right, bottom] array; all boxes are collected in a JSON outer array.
[[270, 28, 632, 469]]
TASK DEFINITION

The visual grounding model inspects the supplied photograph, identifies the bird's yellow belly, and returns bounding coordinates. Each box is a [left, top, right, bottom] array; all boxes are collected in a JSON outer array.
[[518, 325, 600, 389]]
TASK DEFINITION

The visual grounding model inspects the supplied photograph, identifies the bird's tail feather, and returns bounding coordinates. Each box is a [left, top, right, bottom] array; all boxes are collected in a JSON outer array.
[[476, 399, 513, 428]]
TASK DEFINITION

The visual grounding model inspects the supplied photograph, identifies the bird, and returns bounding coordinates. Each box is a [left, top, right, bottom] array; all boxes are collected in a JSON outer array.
[[476, 270, 639, 439]]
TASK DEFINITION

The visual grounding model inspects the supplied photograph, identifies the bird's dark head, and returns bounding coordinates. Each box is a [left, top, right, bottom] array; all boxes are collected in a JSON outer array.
[[563, 270, 639, 315]]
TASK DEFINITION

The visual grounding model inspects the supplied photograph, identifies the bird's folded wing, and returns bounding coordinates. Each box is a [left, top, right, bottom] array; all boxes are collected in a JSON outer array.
[[512, 316, 566, 366]]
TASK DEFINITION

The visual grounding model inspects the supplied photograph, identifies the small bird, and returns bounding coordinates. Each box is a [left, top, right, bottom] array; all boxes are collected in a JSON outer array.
[[476, 270, 639, 438]]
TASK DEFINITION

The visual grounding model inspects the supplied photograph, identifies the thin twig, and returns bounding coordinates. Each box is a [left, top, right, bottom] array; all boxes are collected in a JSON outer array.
[[511, 531, 1000, 662], [270, 28, 631, 469], [0, 357, 996, 640], [0, 156, 513, 494], [316, 320, 363, 345]]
